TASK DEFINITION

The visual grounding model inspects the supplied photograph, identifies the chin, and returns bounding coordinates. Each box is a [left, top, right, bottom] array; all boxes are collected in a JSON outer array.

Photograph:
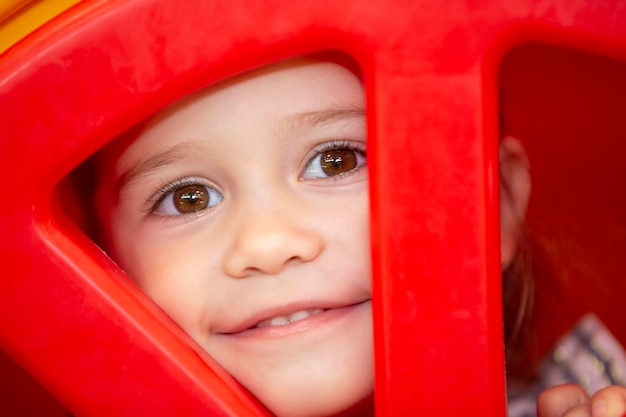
[[259, 370, 374, 417]]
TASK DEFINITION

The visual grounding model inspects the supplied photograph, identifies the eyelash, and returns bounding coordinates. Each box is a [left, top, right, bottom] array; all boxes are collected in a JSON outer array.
[[145, 177, 213, 215], [301, 139, 367, 180], [143, 140, 366, 217], [316, 140, 365, 156]]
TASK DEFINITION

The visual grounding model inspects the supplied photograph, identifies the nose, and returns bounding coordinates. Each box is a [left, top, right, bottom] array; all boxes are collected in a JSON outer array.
[[222, 206, 325, 278]]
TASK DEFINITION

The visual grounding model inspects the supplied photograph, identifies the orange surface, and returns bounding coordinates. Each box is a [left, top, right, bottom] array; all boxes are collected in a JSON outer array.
[[0, 0, 81, 54]]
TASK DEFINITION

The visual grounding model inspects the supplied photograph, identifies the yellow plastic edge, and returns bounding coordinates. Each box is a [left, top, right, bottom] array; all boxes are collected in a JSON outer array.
[[0, 0, 82, 55]]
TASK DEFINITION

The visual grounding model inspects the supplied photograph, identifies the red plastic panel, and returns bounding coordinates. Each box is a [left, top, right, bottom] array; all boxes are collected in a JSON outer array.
[[1, 0, 626, 416], [0, 349, 68, 416]]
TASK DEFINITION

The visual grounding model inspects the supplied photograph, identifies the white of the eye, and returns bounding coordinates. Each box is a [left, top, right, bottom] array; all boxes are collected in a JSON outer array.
[[303, 153, 325, 179], [155, 185, 223, 216], [302, 150, 365, 179]]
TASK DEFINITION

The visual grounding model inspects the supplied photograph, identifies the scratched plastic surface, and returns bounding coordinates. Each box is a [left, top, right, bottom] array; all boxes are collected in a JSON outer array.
[[2, 1, 626, 416]]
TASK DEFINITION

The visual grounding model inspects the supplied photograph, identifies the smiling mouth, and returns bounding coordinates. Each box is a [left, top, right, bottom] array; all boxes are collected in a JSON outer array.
[[218, 300, 370, 336], [253, 308, 326, 329]]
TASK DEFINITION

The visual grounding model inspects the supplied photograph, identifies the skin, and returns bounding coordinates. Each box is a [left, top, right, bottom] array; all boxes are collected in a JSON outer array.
[[94, 59, 373, 417], [538, 384, 626, 417], [499, 136, 531, 270]]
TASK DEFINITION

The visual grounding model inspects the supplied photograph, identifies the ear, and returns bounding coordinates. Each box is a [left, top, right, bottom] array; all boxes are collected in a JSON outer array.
[[499, 136, 531, 270]]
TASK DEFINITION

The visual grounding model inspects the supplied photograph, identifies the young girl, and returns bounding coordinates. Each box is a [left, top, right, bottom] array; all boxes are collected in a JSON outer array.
[[88, 56, 625, 416], [92, 57, 372, 417]]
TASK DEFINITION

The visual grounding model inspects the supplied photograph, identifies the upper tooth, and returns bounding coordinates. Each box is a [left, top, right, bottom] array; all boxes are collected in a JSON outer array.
[[289, 309, 323, 323], [256, 316, 290, 328], [255, 309, 324, 328]]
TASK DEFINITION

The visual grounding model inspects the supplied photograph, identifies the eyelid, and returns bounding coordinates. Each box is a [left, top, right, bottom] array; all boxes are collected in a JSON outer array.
[[300, 139, 367, 181], [144, 176, 221, 215]]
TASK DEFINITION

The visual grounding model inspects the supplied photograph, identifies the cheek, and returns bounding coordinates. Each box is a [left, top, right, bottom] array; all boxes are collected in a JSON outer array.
[[110, 226, 220, 332], [322, 191, 371, 271], [348, 191, 370, 246]]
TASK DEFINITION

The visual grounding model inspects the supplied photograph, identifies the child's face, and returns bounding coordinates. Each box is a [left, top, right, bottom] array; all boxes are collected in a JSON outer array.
[[94, 59, 373, 416]]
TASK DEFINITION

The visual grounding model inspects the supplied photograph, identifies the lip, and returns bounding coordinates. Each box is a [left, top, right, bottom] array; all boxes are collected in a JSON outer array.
[[215, 299, 371, 339]]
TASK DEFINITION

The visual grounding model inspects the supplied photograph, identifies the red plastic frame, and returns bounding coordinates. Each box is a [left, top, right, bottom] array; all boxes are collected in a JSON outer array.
[[2, 0, 626, 415]]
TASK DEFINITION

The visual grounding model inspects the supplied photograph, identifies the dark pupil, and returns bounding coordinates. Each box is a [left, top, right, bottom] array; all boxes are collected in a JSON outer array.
[[321, 149, 357, 177], [174, 185, 209, 213]]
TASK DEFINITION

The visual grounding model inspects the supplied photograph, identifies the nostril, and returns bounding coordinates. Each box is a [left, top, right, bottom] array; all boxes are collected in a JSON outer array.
[[223, 228, 325, 278], [285, 256, 304, 267]]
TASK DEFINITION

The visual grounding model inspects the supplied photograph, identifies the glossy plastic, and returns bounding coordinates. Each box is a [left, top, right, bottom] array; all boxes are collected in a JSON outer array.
[[1, 0, 626, 416]]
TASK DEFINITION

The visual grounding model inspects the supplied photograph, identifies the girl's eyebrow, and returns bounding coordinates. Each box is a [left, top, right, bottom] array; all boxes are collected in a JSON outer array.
[[113, 108, 365, 193], [113, 141, 201, 193], [283, 107, 365, 130]]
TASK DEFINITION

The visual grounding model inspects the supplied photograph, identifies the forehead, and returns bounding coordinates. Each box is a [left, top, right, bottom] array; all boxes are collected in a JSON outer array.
[[147, 59, 363, 128], [101, 59, 364, 174]]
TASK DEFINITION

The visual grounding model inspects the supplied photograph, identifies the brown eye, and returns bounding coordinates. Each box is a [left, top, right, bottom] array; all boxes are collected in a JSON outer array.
[[152, 181, 223, 217], [302, 142, 366, 180], [174, 184, 210, 213], [320, 149, 358, 177]]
